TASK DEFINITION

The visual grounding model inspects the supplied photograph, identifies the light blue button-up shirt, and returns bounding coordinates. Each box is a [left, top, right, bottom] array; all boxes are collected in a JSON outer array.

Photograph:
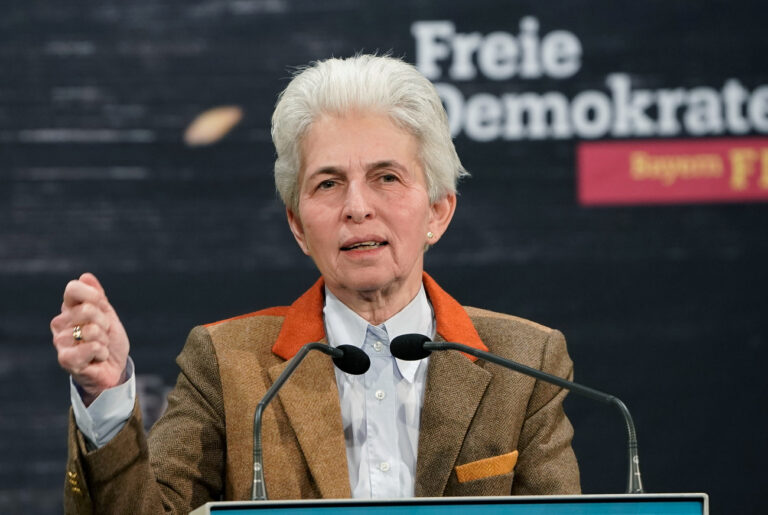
[[72, 285, 435, 498], [324, 286, 434, 498]]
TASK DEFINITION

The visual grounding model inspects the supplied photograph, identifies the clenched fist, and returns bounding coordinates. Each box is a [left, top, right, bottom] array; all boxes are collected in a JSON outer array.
[[50, 273, 130, 406]]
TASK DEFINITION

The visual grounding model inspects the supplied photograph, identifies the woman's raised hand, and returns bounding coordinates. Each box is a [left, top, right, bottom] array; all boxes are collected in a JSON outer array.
[[50, 273, 130, 406]]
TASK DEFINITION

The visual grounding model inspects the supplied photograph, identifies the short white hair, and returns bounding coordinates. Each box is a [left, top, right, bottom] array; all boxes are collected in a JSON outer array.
[[271, 54, 468, 212]]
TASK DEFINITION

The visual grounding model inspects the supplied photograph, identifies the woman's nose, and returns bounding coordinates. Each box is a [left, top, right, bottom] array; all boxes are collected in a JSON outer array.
[[343, 181, 374, 222]]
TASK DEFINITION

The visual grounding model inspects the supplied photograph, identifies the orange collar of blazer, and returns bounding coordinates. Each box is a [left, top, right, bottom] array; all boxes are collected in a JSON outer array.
[[268, 272, 487, 361]]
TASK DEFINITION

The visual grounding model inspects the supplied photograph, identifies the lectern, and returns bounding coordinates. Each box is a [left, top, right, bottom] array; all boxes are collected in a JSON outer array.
[[190, 493, 708, 515]]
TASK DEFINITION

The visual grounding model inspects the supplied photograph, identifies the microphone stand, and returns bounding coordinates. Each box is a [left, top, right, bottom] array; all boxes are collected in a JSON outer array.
[[424, 341, 644, 494], [251, 342, 369, 501], [251, 343, 337, 501]]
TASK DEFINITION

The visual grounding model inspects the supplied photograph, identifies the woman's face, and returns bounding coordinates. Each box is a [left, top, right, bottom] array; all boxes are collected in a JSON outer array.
[[287, 111, 455, 302]]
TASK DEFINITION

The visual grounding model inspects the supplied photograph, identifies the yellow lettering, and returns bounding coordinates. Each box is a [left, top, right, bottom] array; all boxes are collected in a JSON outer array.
[[729, 148, 758, 190], [630, 152, 648, 180], [629, 151, 722, 186], [761, 148, 768, 189]]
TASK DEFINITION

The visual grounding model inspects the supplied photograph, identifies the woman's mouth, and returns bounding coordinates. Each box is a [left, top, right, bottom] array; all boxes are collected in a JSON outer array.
[[340, 241, 388, 251]]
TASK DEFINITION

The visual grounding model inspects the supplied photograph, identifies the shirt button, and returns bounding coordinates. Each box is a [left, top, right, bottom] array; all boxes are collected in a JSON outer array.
[[375, 390, 386, 400], [379, 461, 390, 472], [373, 341, 383, 352]]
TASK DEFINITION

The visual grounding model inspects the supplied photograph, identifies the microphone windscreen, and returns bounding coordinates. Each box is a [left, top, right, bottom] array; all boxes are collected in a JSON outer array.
[[333, 344, 371, 375], [390, 333, 432, 360]]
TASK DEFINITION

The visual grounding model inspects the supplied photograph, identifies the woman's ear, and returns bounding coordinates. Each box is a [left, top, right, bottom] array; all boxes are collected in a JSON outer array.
[[286, 207, 311, 255], [427, 193, 457, 244]]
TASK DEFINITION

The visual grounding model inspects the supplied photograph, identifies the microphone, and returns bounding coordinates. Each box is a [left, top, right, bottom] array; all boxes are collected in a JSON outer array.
[[390, 334, 644, 494], [251, 342, 370, 500]]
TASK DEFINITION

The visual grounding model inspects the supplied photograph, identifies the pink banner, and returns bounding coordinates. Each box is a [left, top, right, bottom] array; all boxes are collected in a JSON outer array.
[[577, 138, 768, 205]]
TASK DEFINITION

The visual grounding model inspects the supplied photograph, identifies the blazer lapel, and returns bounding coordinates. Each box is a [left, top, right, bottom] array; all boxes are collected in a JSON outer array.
[[267, 349, 351, 499], [414, 341, 492, 497]]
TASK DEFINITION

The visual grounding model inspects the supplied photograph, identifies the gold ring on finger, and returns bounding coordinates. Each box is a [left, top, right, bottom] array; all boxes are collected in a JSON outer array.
[[73, 325, 84, 343]]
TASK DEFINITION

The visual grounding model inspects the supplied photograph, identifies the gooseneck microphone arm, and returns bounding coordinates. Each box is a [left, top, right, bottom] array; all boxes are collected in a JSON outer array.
[[251, 342, 370, 501], [390, 334, 644, 494]]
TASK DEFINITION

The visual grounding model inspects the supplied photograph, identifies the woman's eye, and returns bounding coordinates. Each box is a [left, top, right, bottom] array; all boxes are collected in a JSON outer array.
[[380, 174, 398, 183]]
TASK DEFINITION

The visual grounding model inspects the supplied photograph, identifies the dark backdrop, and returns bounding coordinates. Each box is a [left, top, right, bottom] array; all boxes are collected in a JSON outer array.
[[1, 1, 766, 513]]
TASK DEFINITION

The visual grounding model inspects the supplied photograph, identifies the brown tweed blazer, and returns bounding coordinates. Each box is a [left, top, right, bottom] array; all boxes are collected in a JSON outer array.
[[64, 273, 580, 514]]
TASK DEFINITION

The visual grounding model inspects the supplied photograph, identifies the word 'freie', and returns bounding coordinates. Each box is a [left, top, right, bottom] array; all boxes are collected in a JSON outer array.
[[412, 18, 582, 81]]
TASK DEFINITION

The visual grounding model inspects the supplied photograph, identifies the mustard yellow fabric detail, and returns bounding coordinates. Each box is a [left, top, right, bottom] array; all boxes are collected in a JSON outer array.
[[455, 450, 519, 483]]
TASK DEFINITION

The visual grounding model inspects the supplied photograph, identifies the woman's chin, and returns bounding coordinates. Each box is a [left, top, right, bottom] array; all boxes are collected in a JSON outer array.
[[329, 266, 423, 300], [340, 273, 397, 295]]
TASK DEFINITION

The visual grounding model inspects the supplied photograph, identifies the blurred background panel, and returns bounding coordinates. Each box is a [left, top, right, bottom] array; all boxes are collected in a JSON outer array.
[[1, 1, 766, 513]]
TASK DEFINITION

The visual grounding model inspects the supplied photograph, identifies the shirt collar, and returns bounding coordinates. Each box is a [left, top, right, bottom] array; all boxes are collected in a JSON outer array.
[[323, 285, 434, 383], [269, 272, 487, 361]]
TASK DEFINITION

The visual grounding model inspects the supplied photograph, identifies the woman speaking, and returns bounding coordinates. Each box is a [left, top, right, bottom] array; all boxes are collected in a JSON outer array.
[[51, 54, 580, 514]]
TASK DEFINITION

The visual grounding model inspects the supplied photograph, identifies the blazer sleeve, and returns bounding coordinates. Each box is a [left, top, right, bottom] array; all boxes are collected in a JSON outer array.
[[510, 329, 581, 495], [63, 326, 226, 514]]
